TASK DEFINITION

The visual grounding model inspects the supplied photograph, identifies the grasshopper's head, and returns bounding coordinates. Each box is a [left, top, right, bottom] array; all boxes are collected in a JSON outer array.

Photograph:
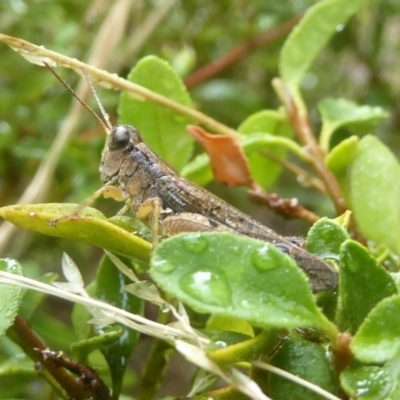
[[100, 125, 142, 184]]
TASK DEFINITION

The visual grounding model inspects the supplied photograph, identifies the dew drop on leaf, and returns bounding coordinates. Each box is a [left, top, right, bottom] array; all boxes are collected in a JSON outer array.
[[251, 245, 280, 271], [180, 269, 231, 307], [182, 234, 209, 254], [152, 259, 177, 273]]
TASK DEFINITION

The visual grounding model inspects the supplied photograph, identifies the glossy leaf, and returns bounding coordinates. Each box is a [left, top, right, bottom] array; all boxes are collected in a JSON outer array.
[[119, 55, 193, 171], [0, 204, 151, 263], [340, 240, 397, 334], [349, 136, 400, 256], [0, 259, 23, 338], [280, 0, 365, 91], [238, 110, 292, 189], [351, 295, 400, 363], [269, 334, 338, 399], [151, 232, 333, 331], [96, 255, 144, 398], [340, 366, 392, 400], [318, 98, 388, 151]]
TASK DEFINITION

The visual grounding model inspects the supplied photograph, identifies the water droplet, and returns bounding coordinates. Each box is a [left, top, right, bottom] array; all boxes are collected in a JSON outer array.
[[336, 24, 344, 32], [180, 269, 231, 307], [251, 245, 280, 272], [160, 303, 171, 313], [239, 299, 258, 310], [29, 212, 36, 217], [182, 234, 209, 254], [215, 341, 227, 348], [152, 259, 176, 273]]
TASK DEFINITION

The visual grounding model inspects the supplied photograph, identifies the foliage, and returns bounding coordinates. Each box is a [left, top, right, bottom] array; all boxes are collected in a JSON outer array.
[[1, 0, 400, 399]]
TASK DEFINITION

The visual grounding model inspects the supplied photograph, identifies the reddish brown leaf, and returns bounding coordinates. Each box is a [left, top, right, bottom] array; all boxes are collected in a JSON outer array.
[[187, 125, 253, 187]]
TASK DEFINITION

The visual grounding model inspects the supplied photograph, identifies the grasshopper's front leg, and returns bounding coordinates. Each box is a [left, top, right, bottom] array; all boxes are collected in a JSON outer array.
[[49, 185, 127, 226]]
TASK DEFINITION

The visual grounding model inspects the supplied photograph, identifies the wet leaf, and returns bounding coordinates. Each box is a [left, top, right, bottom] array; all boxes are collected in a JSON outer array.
[[96, 255, 143, 398], [349, 136, 400, 256], [307, 217, 349, 261], [151, 232, 333, 331], [119, 55, 193, 171], [0, 259, 23, 338], [340, 366, 392, 400], [351, 295, 400, 363], [340, 240, 397, 334], [269, 334, 338, 399], [0, 203, 151, 263], [187, 125, 253, 187]]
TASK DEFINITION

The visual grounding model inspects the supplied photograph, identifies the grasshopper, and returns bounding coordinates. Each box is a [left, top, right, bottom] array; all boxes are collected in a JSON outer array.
[[46, 64, 338, 293], [100, 125, 338, 293]]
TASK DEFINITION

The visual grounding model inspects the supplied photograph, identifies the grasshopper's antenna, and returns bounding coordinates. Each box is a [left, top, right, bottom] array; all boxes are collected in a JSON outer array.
[[43, 62, 111, 134], [81, 68, 113, 132]]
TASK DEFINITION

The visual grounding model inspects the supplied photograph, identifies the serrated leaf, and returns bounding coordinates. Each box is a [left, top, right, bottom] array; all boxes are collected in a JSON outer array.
[[96, 255, 144, 398], [351, 295, 400, 363], [151, 232, 332, 331], [280, 0, 364, 90], [0, 259, 23, 338], [269, 334, 339, 399], [349, 136, 400, 255], [318, 98, 388, 150], [340, 240, 397, 334], [238, 110, 293, 189], [340, 366, 392, 400], [119, 55, 193, 171], [0, 203, 151, 263]]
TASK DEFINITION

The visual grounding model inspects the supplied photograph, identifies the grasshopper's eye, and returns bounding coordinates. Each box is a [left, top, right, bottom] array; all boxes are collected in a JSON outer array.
[[109, 126, 130, 150]]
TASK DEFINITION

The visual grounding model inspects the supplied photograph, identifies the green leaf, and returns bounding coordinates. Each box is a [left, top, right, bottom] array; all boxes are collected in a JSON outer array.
[[340, 366, 392, 400], [0, 259, 23, 338], [307, 217, 349, 261], [181, 152, 214, 186], [96, 255, 143, 398], [0, 203, 151, 263], [385, 359, 400, 400], [280, 0, 364, 91], [318, 98, 388, 151], [238, 110, 293, 189], [269, 334, 338, 399], [325, 136, 359, 200], [151, 232, 333, 331], [349, 136, 400, 256], [340, 240, 397, 334], [119, 55, 193, 171], [351, 295, 400, 363]]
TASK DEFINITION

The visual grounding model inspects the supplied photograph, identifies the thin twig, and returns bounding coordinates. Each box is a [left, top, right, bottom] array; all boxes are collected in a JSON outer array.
[[272, 79, 345, 214], [185, 15, 302, 89]]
